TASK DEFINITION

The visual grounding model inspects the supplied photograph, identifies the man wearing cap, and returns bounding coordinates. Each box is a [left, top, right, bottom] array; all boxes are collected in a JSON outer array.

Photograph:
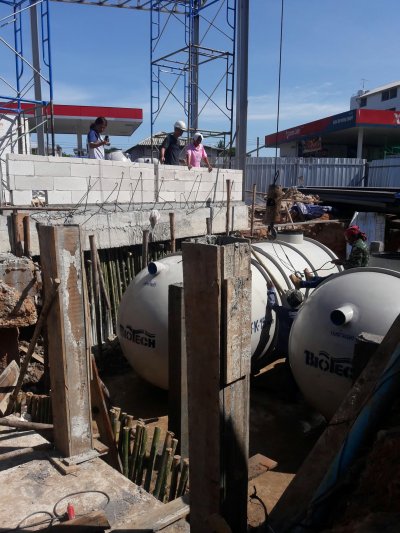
[[185, 132, 213, 172], [160, 121, 187, 165]]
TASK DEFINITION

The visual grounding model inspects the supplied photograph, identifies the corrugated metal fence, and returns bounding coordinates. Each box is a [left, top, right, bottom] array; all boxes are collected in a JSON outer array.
[[368, 158, 400, 187], [244, 157, 366, 193]]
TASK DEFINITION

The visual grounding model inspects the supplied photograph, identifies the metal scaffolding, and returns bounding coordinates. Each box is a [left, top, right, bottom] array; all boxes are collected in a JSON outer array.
[[150, 0, 237, 164], [1, 0, 243, 168], [0, 0, 54, 166]]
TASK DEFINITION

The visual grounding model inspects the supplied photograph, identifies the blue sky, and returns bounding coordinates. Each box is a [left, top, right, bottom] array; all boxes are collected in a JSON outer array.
[[1, 0, 400, 154]]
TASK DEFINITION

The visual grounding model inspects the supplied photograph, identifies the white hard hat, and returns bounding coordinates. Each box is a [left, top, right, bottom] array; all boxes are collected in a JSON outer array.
[[193, 132, 203, 142], [174, 120, 187, 131]]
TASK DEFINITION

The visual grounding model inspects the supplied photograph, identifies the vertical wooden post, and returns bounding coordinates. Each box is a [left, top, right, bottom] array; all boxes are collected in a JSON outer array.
[[37, 224, 93, 458], [250, 183, 256, 236], [182, 238, 251, 533], [168, 283, 188, 458], [169, 212, 176, 253], [225, 179, 232, 236], [206, 217, 212, 235], [11, 211, 24, 257], [23, 215, 31, 257], [264, 184, 283, 225], [142, 229, 149, 268], [89, 235, 102, 352]]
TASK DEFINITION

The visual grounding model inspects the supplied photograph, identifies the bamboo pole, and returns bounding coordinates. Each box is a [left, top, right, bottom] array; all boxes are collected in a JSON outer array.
[[136, 426, 148, 485], [0, 417, 53, 432], [144, 426, 161, 492], [6, 279, 60, 415], [225, 179, 232, 236], [250, 183, 257, 237], [169, 212, 176, 253], [89, 235, 102, 351], [97, 252, 111, 310], [142, 230, 149, 269], [154, 446, 172, 500], [176, 458, 189, 497], [122, 426, 130, 477], [129, 423, 143, 481], [168, 455, 181, 502], [162, 430, 174, 457], [159, 438, 178, 501]]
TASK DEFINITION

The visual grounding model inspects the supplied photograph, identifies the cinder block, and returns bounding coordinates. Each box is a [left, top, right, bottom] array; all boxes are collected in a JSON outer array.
[[47, 191, 73, 205], [7, 174, 15, 190], [70, 162, 100, 178], [11, 190, 32, 205], [8, 160, 35, 176], [7, 154, 49, 162], [34, 161, 71, 177], [54, 177, 86, 191], [71, 190, 103, 204], [14, 175, 54, 191], [100, 165, 127, 179], [132, 191, 155, 203], [129, 166, 155, 180], [158, 191, 176, 202]]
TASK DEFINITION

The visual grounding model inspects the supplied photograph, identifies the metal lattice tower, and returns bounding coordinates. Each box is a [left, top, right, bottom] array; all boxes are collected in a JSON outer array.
[[2, 0, 243, 168], [0, 0, 54, 164], [149, 0, 237, 162]]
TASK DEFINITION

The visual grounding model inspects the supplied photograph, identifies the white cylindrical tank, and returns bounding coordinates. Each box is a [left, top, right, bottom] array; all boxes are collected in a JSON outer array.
[[118, 233, 340, 389], [289, 267, 400, 420]]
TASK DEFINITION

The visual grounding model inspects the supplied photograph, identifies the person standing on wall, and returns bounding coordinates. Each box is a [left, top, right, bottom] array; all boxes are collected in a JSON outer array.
[[160, 120, 187, 165], [87, 117, 110, 159], [185, 132, 213, 172]]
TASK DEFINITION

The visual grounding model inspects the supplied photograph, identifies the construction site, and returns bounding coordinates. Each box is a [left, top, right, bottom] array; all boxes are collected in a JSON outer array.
[[1, 1, 400, 532]]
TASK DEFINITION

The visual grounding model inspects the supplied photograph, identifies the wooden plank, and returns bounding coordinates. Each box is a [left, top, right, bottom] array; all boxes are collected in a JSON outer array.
[[352, 332, 383, 382], [37, 224, 93, 458], [48, 456, 79, 475], [182, 240, 251, 533], [0, 360, 19, 415], [182, 242, 221, 532], [248, 453, 278, 481], [48, 510, 110, 532], [11, 211, 25, 257], [90, 355, 123, 472], [168, 283, 188, 458], [89, 235, 102, 350], [269, 313, 400, 532], [116, 495, 190, 532]]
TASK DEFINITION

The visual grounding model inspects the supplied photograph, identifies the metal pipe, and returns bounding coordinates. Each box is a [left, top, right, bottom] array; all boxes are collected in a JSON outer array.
[[235, 0, 249, 199]]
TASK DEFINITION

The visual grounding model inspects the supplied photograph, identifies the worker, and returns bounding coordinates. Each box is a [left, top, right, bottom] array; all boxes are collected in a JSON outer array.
[[87, 117, 110, 159], [290, 225, 369, 289], [185, 132, 213, 172], [160, 120, 187, 165], [252, 279, 304, 370]]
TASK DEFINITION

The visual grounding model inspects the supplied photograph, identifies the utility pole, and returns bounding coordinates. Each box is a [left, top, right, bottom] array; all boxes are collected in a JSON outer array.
[[236, 0, 249, 199]]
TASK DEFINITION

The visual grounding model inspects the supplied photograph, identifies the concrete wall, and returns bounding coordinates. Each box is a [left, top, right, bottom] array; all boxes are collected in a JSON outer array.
[[0, 204, 249, 255], [6, 154, 243, 206]]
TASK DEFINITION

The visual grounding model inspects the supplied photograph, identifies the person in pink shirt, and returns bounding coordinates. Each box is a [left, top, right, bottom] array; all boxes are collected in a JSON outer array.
[[185, 132, 213, 172]]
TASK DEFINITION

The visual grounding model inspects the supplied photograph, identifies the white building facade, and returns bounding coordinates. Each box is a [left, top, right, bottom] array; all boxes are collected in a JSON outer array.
[[350, 81, 400, 112]]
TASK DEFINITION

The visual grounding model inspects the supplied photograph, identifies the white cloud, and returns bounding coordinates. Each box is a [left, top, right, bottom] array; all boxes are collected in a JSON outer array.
[[248, 83, 348, 126]]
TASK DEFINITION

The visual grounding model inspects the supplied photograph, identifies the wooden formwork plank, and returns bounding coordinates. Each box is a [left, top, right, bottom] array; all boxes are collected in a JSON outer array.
[[168, 283, 188, 458], [269, 313, 400, 532], [37, 224, 93, 458], [182, 242, 222, 532], [182, 240, 251, 533]]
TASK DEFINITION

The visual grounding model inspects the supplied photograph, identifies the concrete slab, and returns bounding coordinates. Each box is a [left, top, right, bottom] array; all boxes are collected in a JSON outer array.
[[0, 426, 189, 532]]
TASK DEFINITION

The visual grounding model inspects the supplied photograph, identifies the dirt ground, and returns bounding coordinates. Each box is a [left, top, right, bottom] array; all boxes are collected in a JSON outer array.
[[101, 353, 325, 530]]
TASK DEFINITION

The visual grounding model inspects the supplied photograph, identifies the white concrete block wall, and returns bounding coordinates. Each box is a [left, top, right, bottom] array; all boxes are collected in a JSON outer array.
[[6, 154, 243, 206]]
